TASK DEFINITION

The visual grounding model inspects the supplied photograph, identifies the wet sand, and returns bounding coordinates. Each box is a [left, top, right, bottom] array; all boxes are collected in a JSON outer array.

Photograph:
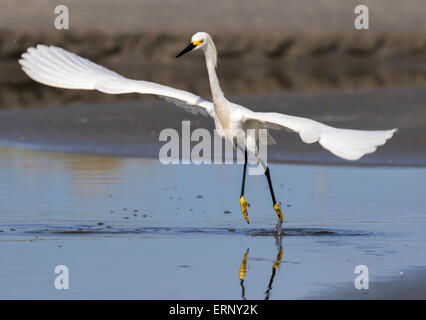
[[0, 87, 425, 166]]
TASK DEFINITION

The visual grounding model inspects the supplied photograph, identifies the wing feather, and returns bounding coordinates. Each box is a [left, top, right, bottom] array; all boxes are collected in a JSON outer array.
[[19, 45, 215, 117], [244, 112, 397, 160]]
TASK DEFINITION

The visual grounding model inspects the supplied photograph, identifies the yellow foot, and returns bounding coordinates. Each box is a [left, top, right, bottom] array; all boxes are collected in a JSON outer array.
[[239, 196, 250, 224], [273, 202, 284, 222]]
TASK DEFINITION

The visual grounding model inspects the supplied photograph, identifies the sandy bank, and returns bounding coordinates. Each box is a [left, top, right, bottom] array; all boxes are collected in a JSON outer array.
[[1, 1, 425, 109]]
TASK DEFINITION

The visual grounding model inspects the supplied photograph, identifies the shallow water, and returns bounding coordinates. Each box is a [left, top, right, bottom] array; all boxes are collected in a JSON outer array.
[[0, 147, 425, 299]]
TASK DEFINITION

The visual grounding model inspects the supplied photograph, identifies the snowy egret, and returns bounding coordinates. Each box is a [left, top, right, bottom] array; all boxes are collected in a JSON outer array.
[[19, 32, 396, 225]]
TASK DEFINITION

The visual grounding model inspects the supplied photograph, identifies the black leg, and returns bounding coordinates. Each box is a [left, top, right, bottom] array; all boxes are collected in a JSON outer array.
[[264, 167, 277, 205], [239, 149, 250, 223], [264, 167, 283, 222], [240, 149, 248, 197]]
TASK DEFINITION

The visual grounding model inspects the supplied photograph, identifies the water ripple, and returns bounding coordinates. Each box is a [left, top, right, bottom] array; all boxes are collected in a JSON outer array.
[[0, 224, 371, 238]]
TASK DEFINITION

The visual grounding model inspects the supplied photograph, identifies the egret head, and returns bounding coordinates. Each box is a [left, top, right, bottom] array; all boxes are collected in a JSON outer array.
[[176, 32, 210, 58]]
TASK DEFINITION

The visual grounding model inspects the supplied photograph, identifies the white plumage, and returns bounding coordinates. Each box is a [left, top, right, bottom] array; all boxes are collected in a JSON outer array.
[[19, 35, 396, 162]]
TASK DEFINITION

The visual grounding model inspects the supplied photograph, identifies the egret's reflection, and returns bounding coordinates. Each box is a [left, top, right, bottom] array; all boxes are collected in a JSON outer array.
[[238, 233, 284, 300], [239, 248, 249, 300], [265, 236, 283, 300]]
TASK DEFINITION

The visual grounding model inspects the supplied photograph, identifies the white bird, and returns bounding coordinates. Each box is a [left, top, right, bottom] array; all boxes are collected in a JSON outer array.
[[19, 31, 396, 225]]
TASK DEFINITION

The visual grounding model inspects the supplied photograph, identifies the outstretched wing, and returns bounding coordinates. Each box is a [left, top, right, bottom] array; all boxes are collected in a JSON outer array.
[[243, 112, 397, 161], [19, 45, 397, 161], [19, 45, 215, 117]]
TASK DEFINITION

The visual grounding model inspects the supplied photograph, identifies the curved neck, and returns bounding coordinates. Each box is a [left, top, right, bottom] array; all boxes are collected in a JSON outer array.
[[203, 41, 226, 105]]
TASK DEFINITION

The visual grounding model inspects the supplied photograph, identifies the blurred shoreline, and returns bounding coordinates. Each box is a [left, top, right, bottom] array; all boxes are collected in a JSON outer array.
[[1, 1, 426, 109], [2, 30, 426, 109], [0, 86, 424, 167]]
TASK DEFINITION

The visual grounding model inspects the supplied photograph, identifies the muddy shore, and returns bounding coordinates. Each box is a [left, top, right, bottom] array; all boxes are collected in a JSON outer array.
[[0, 87, 424, 166], [1, 1, 426, 109]]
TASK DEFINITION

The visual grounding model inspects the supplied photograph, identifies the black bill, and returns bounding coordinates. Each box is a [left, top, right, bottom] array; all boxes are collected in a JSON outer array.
[[176, 43, 196, 58]]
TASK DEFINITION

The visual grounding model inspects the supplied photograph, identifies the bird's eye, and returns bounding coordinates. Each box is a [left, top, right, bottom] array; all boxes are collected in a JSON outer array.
[[191, 39, 204, 46]]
